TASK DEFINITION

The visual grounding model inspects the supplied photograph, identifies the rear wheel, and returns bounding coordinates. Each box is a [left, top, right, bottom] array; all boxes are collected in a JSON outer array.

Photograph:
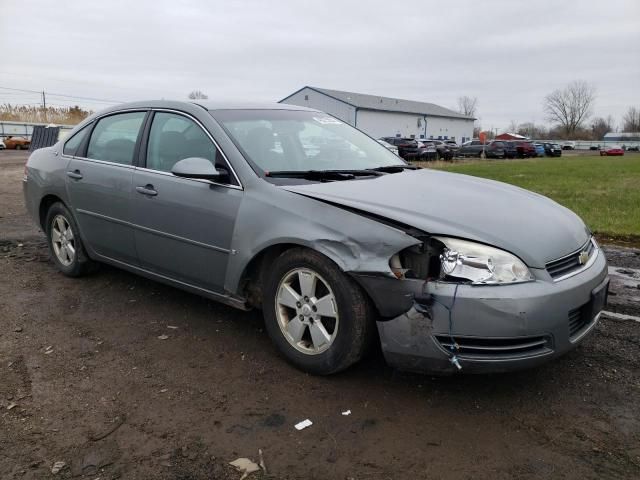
[[263, 248, 375, 375], [45, 202, 95, 277]]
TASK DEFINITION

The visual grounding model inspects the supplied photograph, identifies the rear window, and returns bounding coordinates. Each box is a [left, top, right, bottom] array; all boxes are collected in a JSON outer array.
[[86, 112, 146, 165], [63, 124, 91, 156]]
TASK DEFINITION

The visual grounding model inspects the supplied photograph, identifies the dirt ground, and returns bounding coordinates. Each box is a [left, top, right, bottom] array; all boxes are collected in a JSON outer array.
[[1, 150, 639, 480]]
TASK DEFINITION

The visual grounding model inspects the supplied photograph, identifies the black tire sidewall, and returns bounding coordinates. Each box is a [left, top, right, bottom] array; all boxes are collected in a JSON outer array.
[[45, 202, 91, 277], [263, 249, 372, 375]]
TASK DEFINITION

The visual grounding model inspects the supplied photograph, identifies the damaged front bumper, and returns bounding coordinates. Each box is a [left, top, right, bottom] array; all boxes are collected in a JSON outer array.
[[352, 250, 609, 374]]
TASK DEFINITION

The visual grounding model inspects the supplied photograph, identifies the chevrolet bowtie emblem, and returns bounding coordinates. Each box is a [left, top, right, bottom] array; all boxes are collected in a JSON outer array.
[[578, 251, 589, 265]]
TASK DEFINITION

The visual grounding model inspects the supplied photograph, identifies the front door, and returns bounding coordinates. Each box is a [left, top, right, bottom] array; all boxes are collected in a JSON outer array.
[[65, 111, 147, 265], [131, 111, 242, 293]]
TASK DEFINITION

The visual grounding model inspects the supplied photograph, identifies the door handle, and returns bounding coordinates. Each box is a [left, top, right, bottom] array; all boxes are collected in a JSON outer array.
[[66, 170, 83, 180], [136, 185, 158, 196]]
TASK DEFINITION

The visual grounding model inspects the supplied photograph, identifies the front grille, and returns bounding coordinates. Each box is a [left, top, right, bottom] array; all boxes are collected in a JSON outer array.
[[434, 335, 551, 360], [546, 238, 596, 280], [568, 303, 591, 338]]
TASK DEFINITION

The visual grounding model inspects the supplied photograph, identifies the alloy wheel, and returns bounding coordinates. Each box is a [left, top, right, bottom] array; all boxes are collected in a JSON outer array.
[[275, 268, 339, 355], [51, 214, 76, 266]]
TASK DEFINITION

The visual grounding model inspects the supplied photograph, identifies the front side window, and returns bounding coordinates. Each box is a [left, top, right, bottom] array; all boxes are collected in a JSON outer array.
[[63, 124, 91, 156], [86, 112, 146, 165], [213, 109, 401, 174], [146, 112, 222, 174]]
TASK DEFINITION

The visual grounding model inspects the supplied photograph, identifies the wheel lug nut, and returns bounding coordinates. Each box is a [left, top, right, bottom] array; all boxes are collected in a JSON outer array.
[[304, 296, 309, 302], [296, 302, 301, 308], [312, 306, 317, 312]]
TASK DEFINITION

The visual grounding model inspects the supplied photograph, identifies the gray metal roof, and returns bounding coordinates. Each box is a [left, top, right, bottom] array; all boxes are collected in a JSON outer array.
[[281, 86, 475, 120]]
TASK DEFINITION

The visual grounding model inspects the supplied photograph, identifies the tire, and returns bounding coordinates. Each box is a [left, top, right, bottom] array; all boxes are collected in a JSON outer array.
[[45, 202, 95, 277], [262, 248, 375, 375]]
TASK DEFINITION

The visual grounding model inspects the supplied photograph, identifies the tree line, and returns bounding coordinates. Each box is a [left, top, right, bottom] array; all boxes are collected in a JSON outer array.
[[460, 81, 639, 140]]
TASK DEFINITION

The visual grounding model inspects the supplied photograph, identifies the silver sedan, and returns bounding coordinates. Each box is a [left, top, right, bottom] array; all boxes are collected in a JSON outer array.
[[23, 101, 608, 375]]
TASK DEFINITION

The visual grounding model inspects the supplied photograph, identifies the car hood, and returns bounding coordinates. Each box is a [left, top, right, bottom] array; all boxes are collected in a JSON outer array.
[[282, 169, 590, 268]]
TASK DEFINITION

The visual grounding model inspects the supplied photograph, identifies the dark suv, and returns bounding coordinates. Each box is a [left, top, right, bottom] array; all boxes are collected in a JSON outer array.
[[427, 140, 454, 160], [543, 143, 562, 157], [381, 137, 420, 160]]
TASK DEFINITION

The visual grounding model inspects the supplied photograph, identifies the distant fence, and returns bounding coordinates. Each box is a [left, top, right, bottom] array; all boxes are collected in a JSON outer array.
[[0, 120, 74, 140], [534, 139, 640, 150]]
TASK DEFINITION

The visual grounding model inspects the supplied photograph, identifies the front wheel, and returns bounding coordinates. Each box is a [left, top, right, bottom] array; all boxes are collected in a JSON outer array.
[[263, 248, 375, 375]]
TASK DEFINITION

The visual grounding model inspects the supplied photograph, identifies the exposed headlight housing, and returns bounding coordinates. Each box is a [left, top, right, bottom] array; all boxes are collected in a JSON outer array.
[[435, 237, 534, 285]]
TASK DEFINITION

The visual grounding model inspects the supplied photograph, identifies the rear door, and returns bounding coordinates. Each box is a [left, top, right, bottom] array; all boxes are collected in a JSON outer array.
[[131, 110, 243, 293], [65, 110, 147, 264]]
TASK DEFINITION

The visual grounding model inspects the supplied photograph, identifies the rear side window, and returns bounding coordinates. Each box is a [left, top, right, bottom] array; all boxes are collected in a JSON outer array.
[[86, 112, 146, 165], [63, 125, 90, 156]]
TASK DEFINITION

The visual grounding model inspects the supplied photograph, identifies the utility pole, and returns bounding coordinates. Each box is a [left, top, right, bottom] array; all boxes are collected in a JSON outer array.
[[42, 90, 47, 122]]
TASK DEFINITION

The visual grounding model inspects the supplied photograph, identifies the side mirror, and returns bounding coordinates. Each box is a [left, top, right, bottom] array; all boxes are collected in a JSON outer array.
[[171, 157, 223, 181]]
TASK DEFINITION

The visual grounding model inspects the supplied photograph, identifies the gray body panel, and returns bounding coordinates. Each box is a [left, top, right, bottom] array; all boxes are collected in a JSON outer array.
[[23, 100, 607, 375], [377, 251, 608, 374], [66, 157, 138, 265], [283, 169, 590, 268], [131, 168, 241, 293]]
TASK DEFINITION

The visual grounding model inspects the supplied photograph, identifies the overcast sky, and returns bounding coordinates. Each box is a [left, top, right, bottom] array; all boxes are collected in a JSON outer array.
[[1, 0, 638, 130]]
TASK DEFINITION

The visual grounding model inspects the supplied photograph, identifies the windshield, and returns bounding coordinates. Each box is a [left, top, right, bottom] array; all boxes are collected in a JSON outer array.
[[211, 109, 403, 174]]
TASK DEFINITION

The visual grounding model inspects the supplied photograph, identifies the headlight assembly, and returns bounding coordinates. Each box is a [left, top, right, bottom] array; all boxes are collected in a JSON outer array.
[[435, 237, 534, 285]]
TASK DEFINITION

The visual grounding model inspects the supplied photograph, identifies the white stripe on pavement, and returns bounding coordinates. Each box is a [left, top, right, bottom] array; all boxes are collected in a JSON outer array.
[[601, 310, 640, 323]]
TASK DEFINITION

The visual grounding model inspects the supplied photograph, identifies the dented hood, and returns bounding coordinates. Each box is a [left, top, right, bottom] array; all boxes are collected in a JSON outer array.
[[281, 169, 590, 268]]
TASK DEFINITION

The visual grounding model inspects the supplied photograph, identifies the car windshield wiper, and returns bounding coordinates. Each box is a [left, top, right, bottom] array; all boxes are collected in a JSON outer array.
[[265, 169, 384, 181], [368, 164, 420, 173]]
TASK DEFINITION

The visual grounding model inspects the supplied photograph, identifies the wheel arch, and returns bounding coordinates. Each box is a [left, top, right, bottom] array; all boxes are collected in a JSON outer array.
[[39, 194, 67, 231], [236, 242, 349, 309]]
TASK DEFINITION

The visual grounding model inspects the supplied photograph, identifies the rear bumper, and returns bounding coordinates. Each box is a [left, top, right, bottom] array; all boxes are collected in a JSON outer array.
[[354, 248, 608, 374]]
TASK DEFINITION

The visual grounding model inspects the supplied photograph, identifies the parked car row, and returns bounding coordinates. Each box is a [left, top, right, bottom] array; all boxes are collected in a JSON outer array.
[[378, 137, 574, 162], [456, 140, 562, 159], [378, 135, 635, 162]]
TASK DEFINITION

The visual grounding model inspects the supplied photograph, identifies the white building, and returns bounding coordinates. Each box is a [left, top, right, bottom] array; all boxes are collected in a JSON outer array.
[[279, 86, 475, 143]]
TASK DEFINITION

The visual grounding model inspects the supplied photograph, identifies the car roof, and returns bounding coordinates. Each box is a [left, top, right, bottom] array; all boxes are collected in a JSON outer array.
[[91, 100, 321, 115]]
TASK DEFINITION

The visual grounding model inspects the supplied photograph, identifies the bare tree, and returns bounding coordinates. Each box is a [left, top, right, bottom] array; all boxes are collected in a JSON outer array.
[[543, 81, 595, 137], [457, 96, 478, 117], [622, 106, 640, 132], [507, 120, 519, 133], [517, 122, 548, 139], [591, 116, 614, 140], [188, 90, 209, 100]]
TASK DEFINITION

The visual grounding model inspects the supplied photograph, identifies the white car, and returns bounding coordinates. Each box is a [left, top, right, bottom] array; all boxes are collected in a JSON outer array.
[[0, 139, 6, 150], [562, 141, 576, 150]]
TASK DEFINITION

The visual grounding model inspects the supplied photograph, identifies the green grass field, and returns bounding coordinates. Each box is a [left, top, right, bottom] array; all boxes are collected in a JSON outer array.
[[422, 154, 640, 240]]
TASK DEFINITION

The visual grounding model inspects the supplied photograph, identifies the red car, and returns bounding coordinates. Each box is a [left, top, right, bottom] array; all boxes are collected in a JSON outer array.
[[511, 141, 536, 158], [600, 146, 624, 156]]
